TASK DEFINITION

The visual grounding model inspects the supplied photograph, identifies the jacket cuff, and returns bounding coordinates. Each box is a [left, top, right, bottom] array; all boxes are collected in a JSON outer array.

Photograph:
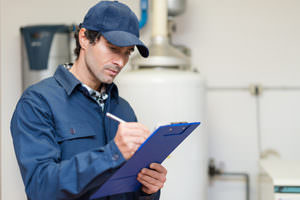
[[104, 139, 126, 168], [139, 190, 160, 200]]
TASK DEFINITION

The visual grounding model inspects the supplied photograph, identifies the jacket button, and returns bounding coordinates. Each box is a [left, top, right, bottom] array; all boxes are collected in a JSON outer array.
[[112, 154, 119, 161]]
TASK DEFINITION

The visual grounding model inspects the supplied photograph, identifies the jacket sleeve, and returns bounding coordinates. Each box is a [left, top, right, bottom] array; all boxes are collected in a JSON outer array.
[[10, 97, 126, 200], [138, 190, 160, 200]]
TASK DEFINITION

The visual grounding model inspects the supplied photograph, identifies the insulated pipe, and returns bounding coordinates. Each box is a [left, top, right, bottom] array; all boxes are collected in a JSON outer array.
[[139, 0, 148, 29], [152, 0, 168, 38]]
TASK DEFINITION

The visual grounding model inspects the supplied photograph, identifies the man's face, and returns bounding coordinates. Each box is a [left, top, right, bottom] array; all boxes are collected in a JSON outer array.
[[84, 36, 134, 84]]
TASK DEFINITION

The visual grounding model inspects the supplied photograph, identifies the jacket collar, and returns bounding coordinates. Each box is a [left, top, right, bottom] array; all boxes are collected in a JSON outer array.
[[54, 65, 119, 103], [54, 65, 81, 96]]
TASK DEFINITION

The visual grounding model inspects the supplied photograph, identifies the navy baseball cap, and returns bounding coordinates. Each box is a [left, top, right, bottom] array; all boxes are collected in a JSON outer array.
[[81, 1, 149, 57]]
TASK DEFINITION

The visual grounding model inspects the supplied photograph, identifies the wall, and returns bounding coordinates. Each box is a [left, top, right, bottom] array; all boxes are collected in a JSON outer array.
[[172, 0, 300, 200], [0, 0, 2, 198], [1, 0, 300, 200]]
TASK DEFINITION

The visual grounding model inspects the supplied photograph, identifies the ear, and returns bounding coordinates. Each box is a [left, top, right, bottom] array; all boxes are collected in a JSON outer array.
[[78, 28, 89, 50]]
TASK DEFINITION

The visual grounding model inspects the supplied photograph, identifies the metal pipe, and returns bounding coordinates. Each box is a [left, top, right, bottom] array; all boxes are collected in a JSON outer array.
[[207, 85, 300, 92], [208, 159, 250, 200], [222, 172, 250, 200], [206, 86, 249, 91], [263, 86, 300, 91], [255, 96, 263, 157]]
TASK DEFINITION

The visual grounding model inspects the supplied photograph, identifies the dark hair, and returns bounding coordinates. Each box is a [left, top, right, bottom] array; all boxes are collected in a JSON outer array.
[[74, 25, 102, 60]]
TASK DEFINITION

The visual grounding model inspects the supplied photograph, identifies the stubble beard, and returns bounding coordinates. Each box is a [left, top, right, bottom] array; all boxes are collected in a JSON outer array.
[[89, 64, 121, 84]]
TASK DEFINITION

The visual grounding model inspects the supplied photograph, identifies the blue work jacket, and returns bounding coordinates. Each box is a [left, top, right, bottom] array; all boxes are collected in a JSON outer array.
[[10, 65, 159, 200]]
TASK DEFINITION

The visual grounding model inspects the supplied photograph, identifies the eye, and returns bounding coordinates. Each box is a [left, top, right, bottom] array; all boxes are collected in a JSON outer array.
[[109, 46, 119, 53], [126, 48, 134, 56], [125, 50, 132, 56]]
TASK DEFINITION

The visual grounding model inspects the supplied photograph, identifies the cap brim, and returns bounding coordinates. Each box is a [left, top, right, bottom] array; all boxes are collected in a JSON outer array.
[[102, 31, 149, 58]]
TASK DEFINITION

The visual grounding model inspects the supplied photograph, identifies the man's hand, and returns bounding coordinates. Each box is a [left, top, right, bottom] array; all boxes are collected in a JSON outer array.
[[137, 163, 167, 194], [114, 122, 150, 160]]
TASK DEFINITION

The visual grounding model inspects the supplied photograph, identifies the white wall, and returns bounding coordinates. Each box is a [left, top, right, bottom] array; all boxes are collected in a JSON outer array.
[[1, 0, 300, 200], [0, 0, 2, 198], [174, 0, 300, 87], [171, 0, 300, 200]]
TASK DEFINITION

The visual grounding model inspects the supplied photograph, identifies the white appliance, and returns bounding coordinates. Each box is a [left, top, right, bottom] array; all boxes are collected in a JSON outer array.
[[259, 159, 300, 200], [21, 25, 72, 90], [116, 68, 207, 199], [117, 0, 207, 198]]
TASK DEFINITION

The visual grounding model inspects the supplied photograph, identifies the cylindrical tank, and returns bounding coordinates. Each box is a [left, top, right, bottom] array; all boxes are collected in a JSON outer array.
[[116, 68, 207, 200]]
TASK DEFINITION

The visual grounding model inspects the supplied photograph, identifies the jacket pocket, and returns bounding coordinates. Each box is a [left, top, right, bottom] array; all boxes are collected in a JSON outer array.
[[56, 123, 96, 143]]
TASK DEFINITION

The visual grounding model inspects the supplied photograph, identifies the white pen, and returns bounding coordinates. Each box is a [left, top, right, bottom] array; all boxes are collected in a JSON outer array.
[[106, 112, 126, 123]]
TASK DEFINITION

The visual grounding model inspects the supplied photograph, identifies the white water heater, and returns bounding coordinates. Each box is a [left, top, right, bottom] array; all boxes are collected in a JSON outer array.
[[116, 68, 207, 199], [117, 0, 207, 198]]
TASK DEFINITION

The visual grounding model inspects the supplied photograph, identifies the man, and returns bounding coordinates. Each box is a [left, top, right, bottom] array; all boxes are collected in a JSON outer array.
[[10, 1, 167, 200]]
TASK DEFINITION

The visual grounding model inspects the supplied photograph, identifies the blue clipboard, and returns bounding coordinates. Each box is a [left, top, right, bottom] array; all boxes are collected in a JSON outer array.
[[90, 122, 201, 199]]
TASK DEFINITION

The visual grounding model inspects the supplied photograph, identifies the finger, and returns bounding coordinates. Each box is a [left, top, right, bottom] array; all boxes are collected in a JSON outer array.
[[116, 129, 148, 144], [140, 168, 166, 183], [125, 122, 149, 130], [123, 137, 148, 152], [114, 137, 143, 153], [121, 142, 141, 154], [140, 183, 155, 195], [115, 137, 143, 154], [136, 123, 151, 136], [121, 128, 149, 140], [124, 150, 136, 159], [138, 172, 163, 187], [123, 123, 150, 136], [124, 135, 146, 144], [137, 176, 160, 194], [149, 163, 167, 174], [141, 186, 153, 195]]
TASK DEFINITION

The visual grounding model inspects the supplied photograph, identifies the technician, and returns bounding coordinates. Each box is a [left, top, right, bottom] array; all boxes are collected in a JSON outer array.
[[10, 1, 167, 199]]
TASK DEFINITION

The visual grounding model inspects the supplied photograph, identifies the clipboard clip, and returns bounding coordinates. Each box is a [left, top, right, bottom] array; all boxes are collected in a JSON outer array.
[[166, 122, 190, 136], [170, 122, 188, 125]]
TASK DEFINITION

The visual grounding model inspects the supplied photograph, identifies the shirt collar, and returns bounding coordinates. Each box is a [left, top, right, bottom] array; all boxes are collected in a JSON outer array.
[[82, 83, 101, 96], [54, 65, 120, 102]]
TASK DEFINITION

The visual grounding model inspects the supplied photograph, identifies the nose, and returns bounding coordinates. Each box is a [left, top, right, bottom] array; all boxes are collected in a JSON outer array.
[[112, 56, 127, 68]]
